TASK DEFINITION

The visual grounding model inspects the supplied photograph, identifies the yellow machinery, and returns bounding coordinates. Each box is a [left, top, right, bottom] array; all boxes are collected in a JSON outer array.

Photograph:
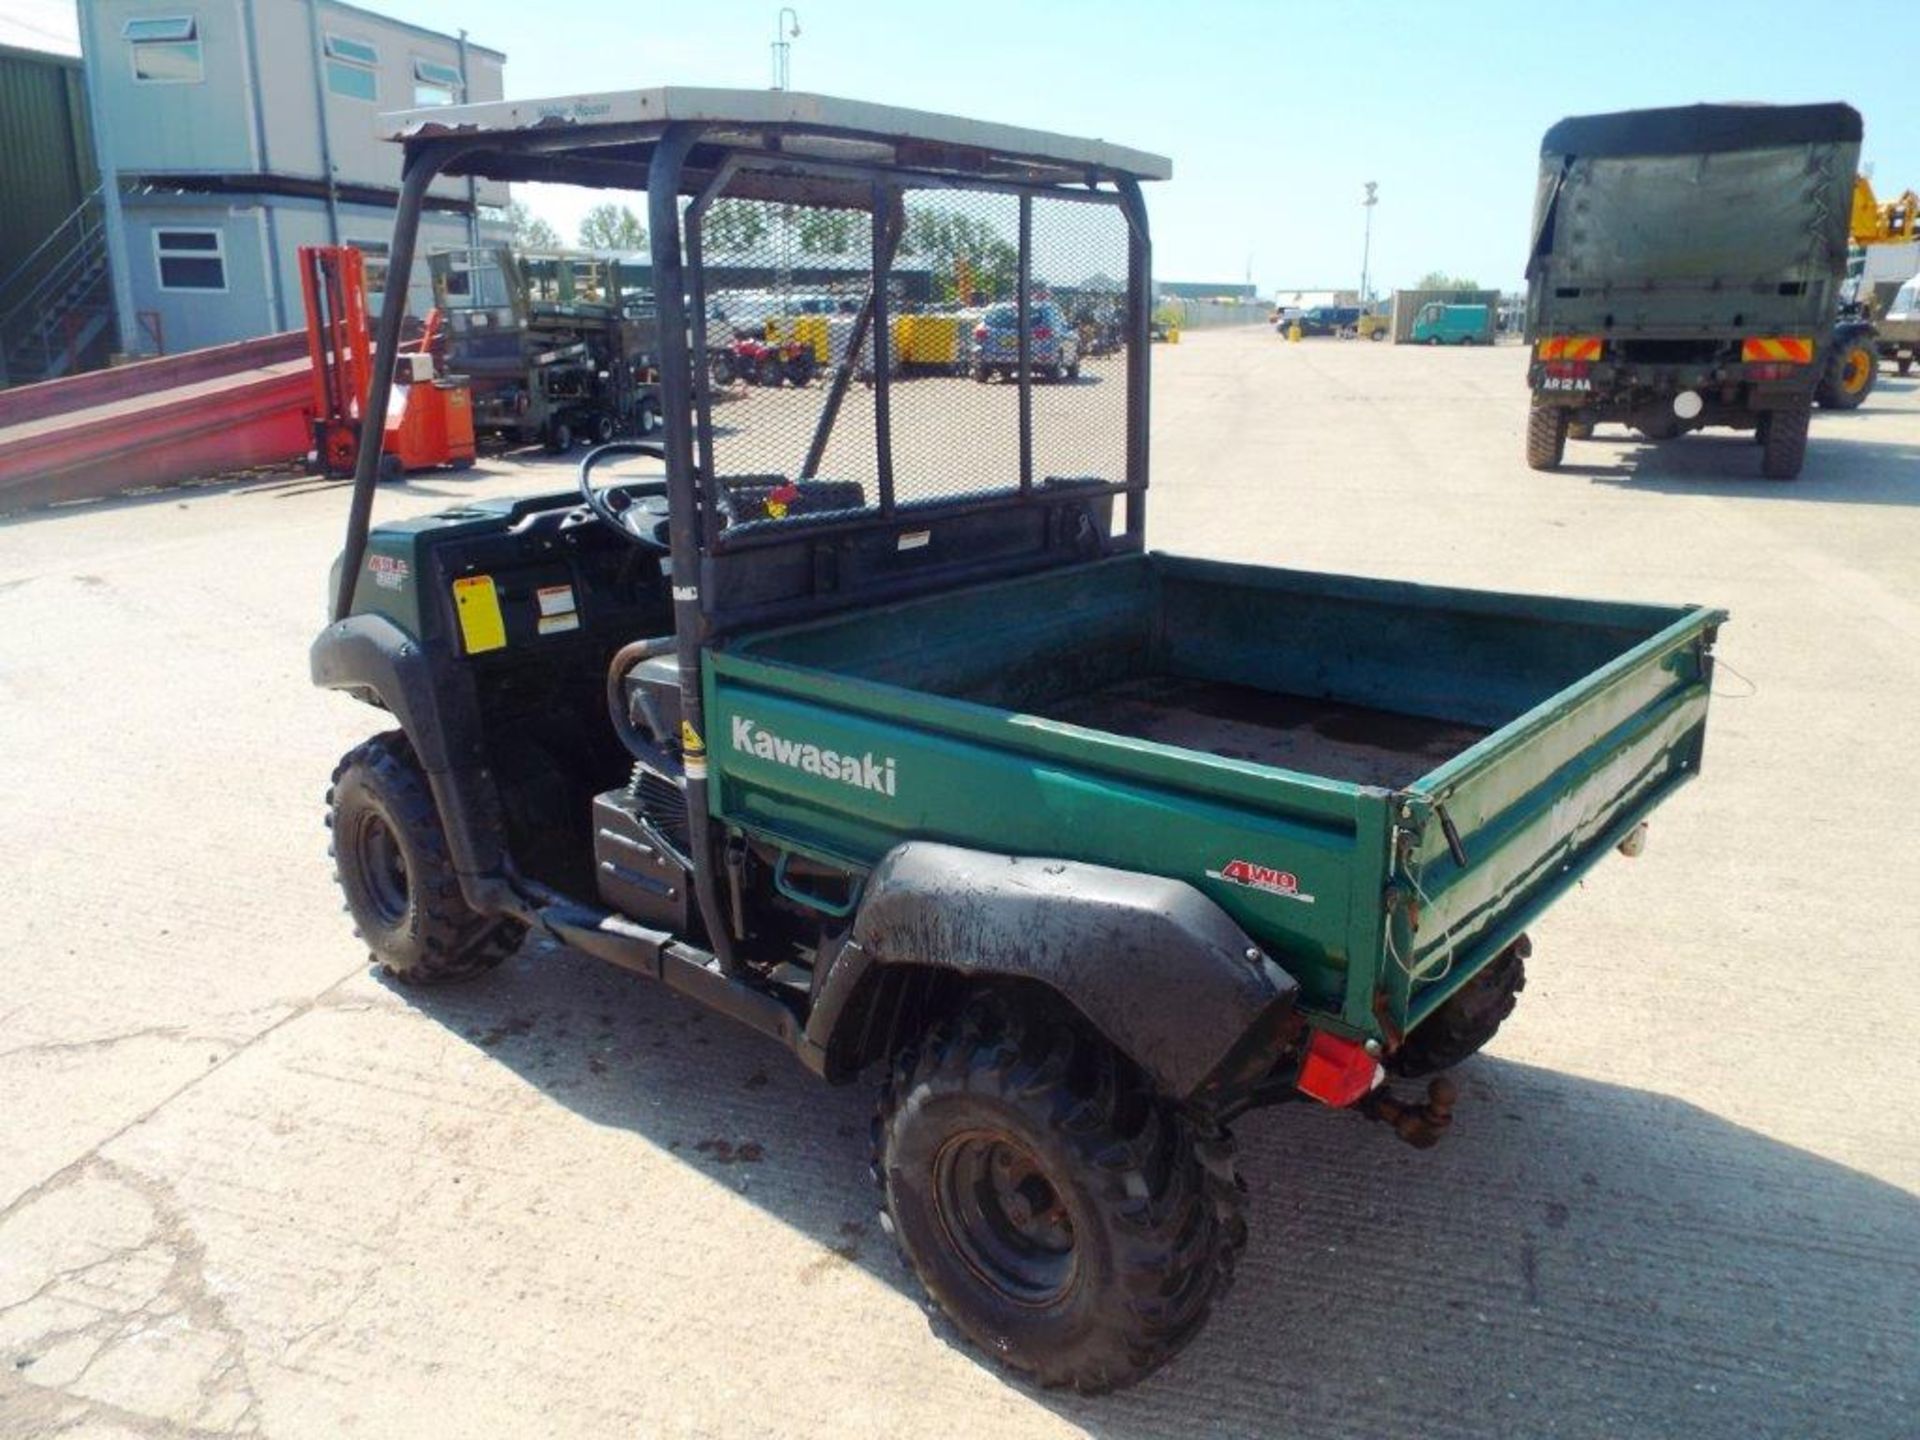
[[1851, 175, 1919, 246]]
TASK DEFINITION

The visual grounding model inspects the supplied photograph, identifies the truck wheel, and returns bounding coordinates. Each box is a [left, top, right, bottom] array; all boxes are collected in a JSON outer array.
[[1386, 936, 1529, 1078], [874, 994, 1246, 1393], [544, 420, 574, 454], [636, 395, 661, 435], [1817, 339, 1876, 411], [591, 413, 617, 444], [327, 732, 525, 985], [1760, 399, 1812, 480], [1525, 399, 1567, 470]]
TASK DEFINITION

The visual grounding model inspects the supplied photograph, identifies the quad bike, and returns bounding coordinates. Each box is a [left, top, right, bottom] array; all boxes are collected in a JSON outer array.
[[710, 331, 818, 388]]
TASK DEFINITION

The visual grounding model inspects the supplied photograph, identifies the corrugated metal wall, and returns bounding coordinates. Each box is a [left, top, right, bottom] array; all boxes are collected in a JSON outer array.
[[0, 44, 95, 290]]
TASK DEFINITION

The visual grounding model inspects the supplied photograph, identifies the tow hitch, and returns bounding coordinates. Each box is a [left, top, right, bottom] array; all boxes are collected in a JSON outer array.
[[1359, 1076, 1459, 1150]]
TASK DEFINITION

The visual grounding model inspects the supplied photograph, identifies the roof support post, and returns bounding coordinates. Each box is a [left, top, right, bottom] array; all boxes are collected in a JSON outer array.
[[333, 145, 440, 621], [647, 122, 742, 977]]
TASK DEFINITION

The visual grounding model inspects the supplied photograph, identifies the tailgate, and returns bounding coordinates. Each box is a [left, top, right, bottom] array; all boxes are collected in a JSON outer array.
[[1382, 605, 1724, 1033]]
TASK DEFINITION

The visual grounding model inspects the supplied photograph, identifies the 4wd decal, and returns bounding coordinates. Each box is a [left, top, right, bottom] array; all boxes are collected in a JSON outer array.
[[1207, 858, 1315, 905], [730, 716, 897, 797]]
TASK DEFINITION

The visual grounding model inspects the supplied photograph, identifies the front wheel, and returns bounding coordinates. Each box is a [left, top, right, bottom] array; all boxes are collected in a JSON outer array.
[[875, 995, 1245, 1393], [1387, 936, 1528, 1077], [327, 734, 525, 985], [1818, 338, 1877, 410]]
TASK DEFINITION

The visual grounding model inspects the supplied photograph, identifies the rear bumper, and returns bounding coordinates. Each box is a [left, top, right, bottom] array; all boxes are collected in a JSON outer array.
[[1530, 362, 1815, 424]]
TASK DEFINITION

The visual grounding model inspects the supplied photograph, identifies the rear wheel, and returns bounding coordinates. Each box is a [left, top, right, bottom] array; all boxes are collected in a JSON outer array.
[[1760, 397, 1812, 480], [1525, 398, 1567, 470], [636, 395, 661, 435], [591, 412, 617, 444], [327, 733, 525, 985], [1369, 326, 1385, 342], [544, 420, 574, 454], [1817, 338, 1876, 410], [1387, 936, 1529, 1078], [1426, 336, 1442, 346], [786, 350, 817, 387], [875, 994, 1246, 1394], [376, 452, 405, 484]]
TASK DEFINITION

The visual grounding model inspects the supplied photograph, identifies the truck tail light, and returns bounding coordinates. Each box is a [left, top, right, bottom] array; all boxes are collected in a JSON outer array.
[[1537, 335, 1602, 361], [1295, 1030, 1384, 1108], [1542, 361, 1590, 380], [1741, 336, 1813, 364], [1746, 362, 1795, 382]]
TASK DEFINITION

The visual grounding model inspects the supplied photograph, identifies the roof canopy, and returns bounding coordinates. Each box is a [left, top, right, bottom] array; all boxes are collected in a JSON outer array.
[[384, 86, 1171, 205], [1542, 103, 1863, 160]]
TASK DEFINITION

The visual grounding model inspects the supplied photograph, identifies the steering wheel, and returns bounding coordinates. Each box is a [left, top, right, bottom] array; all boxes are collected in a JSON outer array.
[[578, 441, 671, 552]]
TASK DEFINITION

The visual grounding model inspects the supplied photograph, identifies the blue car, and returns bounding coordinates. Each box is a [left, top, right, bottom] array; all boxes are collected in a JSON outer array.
[[970, 301, 1081, 382]]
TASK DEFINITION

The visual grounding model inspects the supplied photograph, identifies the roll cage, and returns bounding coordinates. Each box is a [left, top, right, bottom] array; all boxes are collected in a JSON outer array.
[[332, 86, 1169, 977]]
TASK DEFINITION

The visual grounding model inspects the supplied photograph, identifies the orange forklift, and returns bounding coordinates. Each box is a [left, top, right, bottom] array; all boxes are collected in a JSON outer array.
[[299, 245, 475, 481]]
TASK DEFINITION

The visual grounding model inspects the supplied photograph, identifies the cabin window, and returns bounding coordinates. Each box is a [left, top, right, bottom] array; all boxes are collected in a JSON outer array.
[[154, 229, 226, 291], [324, 34, 379, 103], [125, 16, 202, 84], [412, 58, 462, 106]]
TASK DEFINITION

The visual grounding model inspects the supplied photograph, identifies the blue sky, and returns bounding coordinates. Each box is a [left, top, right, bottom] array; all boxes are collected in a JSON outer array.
[[26, 0, 1920, 294]]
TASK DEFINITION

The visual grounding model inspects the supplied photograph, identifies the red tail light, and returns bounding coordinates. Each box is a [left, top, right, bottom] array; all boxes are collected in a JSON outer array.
[[1747, 362, 1794, 382], [1542, 360, 1590, 380], [972, 325, 988, 341], [1033, 325, 1053, 341], [1295, 1030, 1383, 1108]]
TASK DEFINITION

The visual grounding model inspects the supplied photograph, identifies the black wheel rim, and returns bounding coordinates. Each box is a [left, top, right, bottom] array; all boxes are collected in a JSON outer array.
[[933, 1130, 1077, 1307], [351, 809, 410, 928]]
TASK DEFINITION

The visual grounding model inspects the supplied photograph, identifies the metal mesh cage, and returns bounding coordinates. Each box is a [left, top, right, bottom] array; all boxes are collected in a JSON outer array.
[[687, 175, 1133, 542]]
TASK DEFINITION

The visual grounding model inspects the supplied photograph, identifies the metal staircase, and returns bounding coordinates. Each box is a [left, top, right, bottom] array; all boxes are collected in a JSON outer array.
[[0, 189, 114, 388]]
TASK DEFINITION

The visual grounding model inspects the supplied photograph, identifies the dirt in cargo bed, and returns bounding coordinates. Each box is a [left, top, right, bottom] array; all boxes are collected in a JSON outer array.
[[1040, 675, 1490, 788]]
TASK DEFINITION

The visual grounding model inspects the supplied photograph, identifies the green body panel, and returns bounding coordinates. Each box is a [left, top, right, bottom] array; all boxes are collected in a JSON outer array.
[[708, 553, 1723, 1041], [335, 494, 577, 639], [1411, 305, 1490, 344]]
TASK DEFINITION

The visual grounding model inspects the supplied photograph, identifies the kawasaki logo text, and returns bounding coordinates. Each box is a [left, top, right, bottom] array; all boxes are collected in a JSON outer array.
[[730, 717, 897, 796]]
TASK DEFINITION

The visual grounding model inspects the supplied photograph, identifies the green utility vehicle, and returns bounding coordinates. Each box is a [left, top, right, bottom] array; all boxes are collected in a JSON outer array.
[[1410, 302, 1490, 345], [1524, 103, 1861, 479], [315, 90, 1725, 1392]]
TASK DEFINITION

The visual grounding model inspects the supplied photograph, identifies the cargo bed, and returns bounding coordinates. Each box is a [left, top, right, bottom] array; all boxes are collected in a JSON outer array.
[[710, 552, 1723, 1040]]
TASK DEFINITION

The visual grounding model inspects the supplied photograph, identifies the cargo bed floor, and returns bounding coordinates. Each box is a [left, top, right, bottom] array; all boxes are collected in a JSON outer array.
[[1039, 675, 1491, 788]]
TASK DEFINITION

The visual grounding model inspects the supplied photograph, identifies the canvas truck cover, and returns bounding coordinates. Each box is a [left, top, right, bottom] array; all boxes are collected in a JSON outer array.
[[1527, 104, 1862, 334]]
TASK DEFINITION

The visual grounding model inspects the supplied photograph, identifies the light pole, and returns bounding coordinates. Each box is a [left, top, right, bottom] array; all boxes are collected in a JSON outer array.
[[771, 8, 801, 91], [1360, 181, 1378, 305]]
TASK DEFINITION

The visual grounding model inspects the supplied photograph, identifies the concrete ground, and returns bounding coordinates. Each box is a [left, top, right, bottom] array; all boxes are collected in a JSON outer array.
[[1, 329, 1915, 1438]]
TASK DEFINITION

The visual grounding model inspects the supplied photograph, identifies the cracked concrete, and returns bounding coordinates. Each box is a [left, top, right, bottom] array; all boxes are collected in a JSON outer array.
[[2, 334, 1917, 1437]]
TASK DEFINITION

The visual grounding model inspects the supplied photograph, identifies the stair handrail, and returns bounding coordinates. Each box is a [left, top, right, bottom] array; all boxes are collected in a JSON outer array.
[[0, 203, 111, 356], [0, 186, 104, 302]]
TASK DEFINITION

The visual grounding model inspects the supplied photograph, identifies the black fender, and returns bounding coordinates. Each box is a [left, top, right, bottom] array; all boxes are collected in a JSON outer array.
[[808, 842, 1300, 1105], [310, 613, 514, 905]]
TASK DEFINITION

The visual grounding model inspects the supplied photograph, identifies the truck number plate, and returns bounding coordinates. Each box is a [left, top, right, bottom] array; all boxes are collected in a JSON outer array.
[[1540, 376, 1591, 392]]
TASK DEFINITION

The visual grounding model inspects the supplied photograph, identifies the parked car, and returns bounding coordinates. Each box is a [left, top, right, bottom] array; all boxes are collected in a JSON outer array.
[[1412, 302, 1491, 345], [971, 301, 1080, 380], [1295, 305, 1362, 337]]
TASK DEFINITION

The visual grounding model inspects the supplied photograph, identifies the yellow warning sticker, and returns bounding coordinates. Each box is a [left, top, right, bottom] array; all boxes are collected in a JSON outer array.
[[452, 575, 507, 654], [680, 720, 705, 757]]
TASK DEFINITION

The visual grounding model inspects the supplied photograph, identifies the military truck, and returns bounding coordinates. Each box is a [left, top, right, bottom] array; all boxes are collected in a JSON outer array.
[[1524, 104, 1862, 479]]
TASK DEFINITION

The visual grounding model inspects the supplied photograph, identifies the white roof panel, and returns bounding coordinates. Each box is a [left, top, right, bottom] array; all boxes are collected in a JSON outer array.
[[381, 85, 1171, 184]]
